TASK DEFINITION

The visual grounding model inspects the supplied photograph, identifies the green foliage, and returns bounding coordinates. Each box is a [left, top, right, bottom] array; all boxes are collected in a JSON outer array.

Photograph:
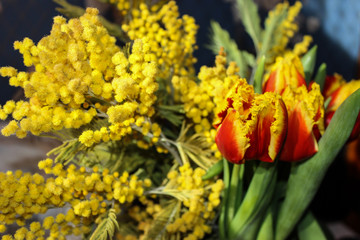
[[314, 63, 327, 91], [219, 158, 230, 240], [202, 160, 223, 180], [156, 104, 185, 127], [301, 46, 318, 84], [47, 139, 85, 164], [297, 211, 327, 240], [259, 6, 288, 60], [143, 200, 180, 240], [176, 123, 218, 169], [90, 208, 120, 240], [208, 21, 255, 78], [229, 162, 278, 240], [252, 55, 266, 93], [235, 0, 262, 52]]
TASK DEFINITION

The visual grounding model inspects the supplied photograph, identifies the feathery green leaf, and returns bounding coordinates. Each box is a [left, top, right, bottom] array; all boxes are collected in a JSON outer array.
[[208, 21, 254, 78], [90, 209, 120, 240], [236, 0, 262, 52], [143, 200, 180, 240]]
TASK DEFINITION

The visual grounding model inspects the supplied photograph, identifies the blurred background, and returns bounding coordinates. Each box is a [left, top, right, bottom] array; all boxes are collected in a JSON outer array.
[[0, 0, 359, 239]]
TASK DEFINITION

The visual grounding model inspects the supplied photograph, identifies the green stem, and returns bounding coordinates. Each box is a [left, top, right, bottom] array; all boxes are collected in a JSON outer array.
[[235, 164, 245, 210], [219, 158, 230, 240], [227, 164, 241, 226], [229, 161, 278, 240]]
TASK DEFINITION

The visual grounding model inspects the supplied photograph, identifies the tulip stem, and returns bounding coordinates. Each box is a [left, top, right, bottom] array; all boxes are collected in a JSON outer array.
[[219, 158, 230, 240], [227, 164, 242, 226], [229, 162, 278, 239], [235, 164, 245, 210]]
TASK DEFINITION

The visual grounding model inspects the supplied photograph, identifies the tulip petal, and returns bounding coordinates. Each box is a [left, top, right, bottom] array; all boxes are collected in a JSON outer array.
[[245, 93, 288, 162], [280, 102, 318, 162], [215, 109, 249, 164], [263, 53, 306, 94], [280, 84, 324, 161]]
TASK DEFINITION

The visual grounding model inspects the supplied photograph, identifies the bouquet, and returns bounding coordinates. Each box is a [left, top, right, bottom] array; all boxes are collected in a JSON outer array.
[[0, 0, 359, 239]]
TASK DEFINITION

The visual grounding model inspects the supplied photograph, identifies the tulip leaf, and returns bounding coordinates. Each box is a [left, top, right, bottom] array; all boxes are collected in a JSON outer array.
[[275, 89, 360, 240], [202, 160, 223, 180], [229, 162, 277, 240], [253, 55, 266, 93], [208, 21, 254, 78], [314, 63, 327, 92], [297, 211, 327, 240], [301, 45, 317, 84], [256, 205, 275, 240], [236, 0, 262, 53]]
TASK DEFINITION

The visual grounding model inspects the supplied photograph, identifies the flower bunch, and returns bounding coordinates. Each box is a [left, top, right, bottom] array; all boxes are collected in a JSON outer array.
[[0, 159, 151, 239], [0, 0, 359, 240]]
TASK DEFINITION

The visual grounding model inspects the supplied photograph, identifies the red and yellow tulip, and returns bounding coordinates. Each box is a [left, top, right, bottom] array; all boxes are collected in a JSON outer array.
[[279, 84, 324, 161], [325, 79, 360, 141], [263, 53, 325, 162], [214, 79, 287, 164], [263, 53, 306, 94]]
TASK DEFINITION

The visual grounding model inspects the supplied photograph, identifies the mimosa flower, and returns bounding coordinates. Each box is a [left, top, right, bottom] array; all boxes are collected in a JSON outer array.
[[215, 80, 287, 164], [263, 53, 306, 94], [325, 79, 360, 141], [279, 84, 324, 161]]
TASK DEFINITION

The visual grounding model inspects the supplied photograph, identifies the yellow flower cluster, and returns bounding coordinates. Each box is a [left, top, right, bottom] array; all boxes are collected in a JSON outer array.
[[78, 37, 160, 147], [265, 1, 312, 61], [173, 49, 242, 158], [0, 8, 161, 148], [122, 1, 198, 79], [165, 163, 223, 240], [0, 159, 151, 239], [109, 0, 165, 16]]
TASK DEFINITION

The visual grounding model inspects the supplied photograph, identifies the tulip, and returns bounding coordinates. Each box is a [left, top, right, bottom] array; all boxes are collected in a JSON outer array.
[[325, 79, 360, 141], [215, 80, 287, 164], [263, 53, 306, 94], [279, 84, 325, 161], [322, 74, 345, 99]]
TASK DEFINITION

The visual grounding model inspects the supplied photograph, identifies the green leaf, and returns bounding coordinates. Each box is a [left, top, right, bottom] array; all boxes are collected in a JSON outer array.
[[229, 162, 278, 240], [259, 6, 288, 59], [143, 200, 180, 240], [202, 160, 223, 180], [314, 63, 327, 92], [208, 21, 254, 77], [157, 105, 185, 127], [252, 55, 266, 93], [298, 211, 327, 240], [256, 205, 275, 240], [275, 89, 360, 240], [236, 0, 262, 52], [301, 45, 318, 84], [90, 209, 120, 240]]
